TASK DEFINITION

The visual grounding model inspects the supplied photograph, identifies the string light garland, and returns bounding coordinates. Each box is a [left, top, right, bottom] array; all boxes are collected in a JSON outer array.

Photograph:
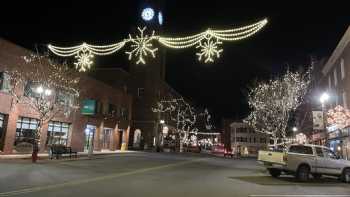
[[48, 18, 267, 71]]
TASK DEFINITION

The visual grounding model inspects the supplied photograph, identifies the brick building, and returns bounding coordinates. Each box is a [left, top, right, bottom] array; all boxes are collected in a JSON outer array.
[[0, 39, 132, 154]]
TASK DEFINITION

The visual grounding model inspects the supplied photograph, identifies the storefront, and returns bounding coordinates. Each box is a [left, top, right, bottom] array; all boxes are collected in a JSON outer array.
[[310, 131, 327, 146], [328, 127, 350, 160]]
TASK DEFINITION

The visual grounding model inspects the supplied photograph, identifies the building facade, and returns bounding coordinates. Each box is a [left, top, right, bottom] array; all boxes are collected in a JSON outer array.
[[0, 39, 132, 154], [223, 120, 269, 157], [319, 26, 350, 159]]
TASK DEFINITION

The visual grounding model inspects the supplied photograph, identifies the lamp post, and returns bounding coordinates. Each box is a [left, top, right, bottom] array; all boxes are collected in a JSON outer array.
[[320, 92, 329, 146], [32, 85, 52, 162]]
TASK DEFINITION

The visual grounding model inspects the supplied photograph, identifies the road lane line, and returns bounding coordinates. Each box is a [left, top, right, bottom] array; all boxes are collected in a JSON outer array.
[[0, 158, 205, 197]]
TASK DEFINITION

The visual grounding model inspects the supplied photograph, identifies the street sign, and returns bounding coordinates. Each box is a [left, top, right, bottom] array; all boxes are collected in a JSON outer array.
[[81, 99, 96, 115]]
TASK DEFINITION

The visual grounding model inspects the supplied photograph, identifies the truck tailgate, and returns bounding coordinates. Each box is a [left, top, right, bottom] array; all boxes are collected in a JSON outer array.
[[258, 150, 286, 165]]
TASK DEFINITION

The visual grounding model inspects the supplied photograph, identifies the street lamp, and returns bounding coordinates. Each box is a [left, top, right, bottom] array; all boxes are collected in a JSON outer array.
[[292, 127, 298, 132], [320, 92, 330, 106], [319, 92, 330, 146], [160, 119, 165, 124], [36, 86, 52, 96]]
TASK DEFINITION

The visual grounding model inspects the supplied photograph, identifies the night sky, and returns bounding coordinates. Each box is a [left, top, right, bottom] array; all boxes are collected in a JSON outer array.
[[1, 1, 349, 126]]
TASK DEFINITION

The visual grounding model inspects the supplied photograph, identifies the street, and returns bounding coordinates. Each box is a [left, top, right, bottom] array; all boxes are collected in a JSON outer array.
[[0, 152, 349, 197]]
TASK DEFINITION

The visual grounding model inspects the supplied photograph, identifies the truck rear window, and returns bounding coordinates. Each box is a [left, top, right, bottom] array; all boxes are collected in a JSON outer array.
[[289, 145, 313, 155]]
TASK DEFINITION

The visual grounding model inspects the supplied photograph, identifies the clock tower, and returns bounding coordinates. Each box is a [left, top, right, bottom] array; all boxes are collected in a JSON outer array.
[[129, 0, 166, 150]]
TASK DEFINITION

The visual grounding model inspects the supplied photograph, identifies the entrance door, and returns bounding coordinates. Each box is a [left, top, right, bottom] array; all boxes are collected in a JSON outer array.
[[84, 125, 96, 151], [101, 128, 112, 150]]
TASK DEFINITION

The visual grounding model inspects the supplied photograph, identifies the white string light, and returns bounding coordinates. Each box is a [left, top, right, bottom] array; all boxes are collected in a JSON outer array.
[[48, 18, 268, 71]]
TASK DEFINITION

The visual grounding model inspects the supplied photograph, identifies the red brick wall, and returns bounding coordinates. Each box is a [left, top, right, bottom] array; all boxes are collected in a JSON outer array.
[[0, 39, 133, 154]]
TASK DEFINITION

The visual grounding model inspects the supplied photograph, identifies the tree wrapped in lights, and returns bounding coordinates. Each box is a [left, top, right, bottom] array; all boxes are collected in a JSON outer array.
[[327, 105, 350, 129], [245, 69, 311, 147], [7, 54, 80, 162], [152, 98, 198, 152]]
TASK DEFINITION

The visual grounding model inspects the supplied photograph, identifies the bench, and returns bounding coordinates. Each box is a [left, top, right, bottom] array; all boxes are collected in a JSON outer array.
[[49, 145, 77, 159]]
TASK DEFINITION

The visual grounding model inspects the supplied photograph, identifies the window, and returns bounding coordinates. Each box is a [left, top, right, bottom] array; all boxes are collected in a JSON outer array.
[[108, 103, 117, 116], [121, 107, 128, 120], [343, 91, 347, 109], [341, 58, 345, 79], [323, 148, 337, 159], [96, 100, 103, 114], [334, 68, 338, 87], [0, 72, 11, 92], [137, 88, 144, 97], [288, 145, 313, 155], [24, 81, 40, 98], [56, 91, 74, 107], [315, 147, 324, 157], [46, 121, 70, 145], [15, 117, 38, 146]]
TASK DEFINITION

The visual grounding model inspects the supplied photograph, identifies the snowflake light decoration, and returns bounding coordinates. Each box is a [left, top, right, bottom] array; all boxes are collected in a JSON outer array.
[[196, 37, 223, 63], [126, 27, 158, 65], [327, 105, 350, 129], [74, 46, 94, 72]]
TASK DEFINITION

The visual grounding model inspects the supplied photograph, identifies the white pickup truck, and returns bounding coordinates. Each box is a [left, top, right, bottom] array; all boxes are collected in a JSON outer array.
[[258, 144, 350, 182]]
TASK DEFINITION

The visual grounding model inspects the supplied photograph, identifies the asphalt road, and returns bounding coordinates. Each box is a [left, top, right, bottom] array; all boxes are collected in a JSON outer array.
[[0, 152, 349, 197]]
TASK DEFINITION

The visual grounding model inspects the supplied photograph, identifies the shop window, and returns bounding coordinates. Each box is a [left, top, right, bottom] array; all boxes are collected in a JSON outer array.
[[0, 113, 5, 149], [0, 72, 11, 92], [46, 121, 70, 145], [15, 117, 38, 146]]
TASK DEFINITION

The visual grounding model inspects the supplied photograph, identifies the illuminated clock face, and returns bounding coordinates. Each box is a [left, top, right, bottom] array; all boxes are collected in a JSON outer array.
[[141, 8, 154, 21], [158, 11, 163, 25]]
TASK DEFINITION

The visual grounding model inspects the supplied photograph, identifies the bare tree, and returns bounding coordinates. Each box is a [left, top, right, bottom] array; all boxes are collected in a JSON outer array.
[[245, 68, 311, 147], [152, 98, 197, 152], [7, 54, 80, 161]]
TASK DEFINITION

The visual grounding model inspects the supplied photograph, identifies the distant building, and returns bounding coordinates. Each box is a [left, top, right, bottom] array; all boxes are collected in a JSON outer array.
[[222, 119, 269, 157]]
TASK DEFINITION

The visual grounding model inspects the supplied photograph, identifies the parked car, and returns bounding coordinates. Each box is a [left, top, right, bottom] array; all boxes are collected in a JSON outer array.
[[258, 144, 350, 183], [224, 148, 234, 158]]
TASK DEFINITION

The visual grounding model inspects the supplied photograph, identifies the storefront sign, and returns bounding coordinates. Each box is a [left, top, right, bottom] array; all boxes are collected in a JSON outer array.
[[312, 111, 324, 130], [81, 99, 96, 115]]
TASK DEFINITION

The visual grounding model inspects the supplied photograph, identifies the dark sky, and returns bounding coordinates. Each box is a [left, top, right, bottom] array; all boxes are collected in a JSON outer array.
[[1, 1, 349, 125]]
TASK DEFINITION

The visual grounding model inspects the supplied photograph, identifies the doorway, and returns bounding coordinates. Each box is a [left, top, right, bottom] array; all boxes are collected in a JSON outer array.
[[84, 125, 96, 151], [101, 128, 112, 150]]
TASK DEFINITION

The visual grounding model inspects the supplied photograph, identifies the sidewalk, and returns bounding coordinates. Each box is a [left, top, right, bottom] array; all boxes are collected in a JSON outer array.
[[0, 150, 137, 160]]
